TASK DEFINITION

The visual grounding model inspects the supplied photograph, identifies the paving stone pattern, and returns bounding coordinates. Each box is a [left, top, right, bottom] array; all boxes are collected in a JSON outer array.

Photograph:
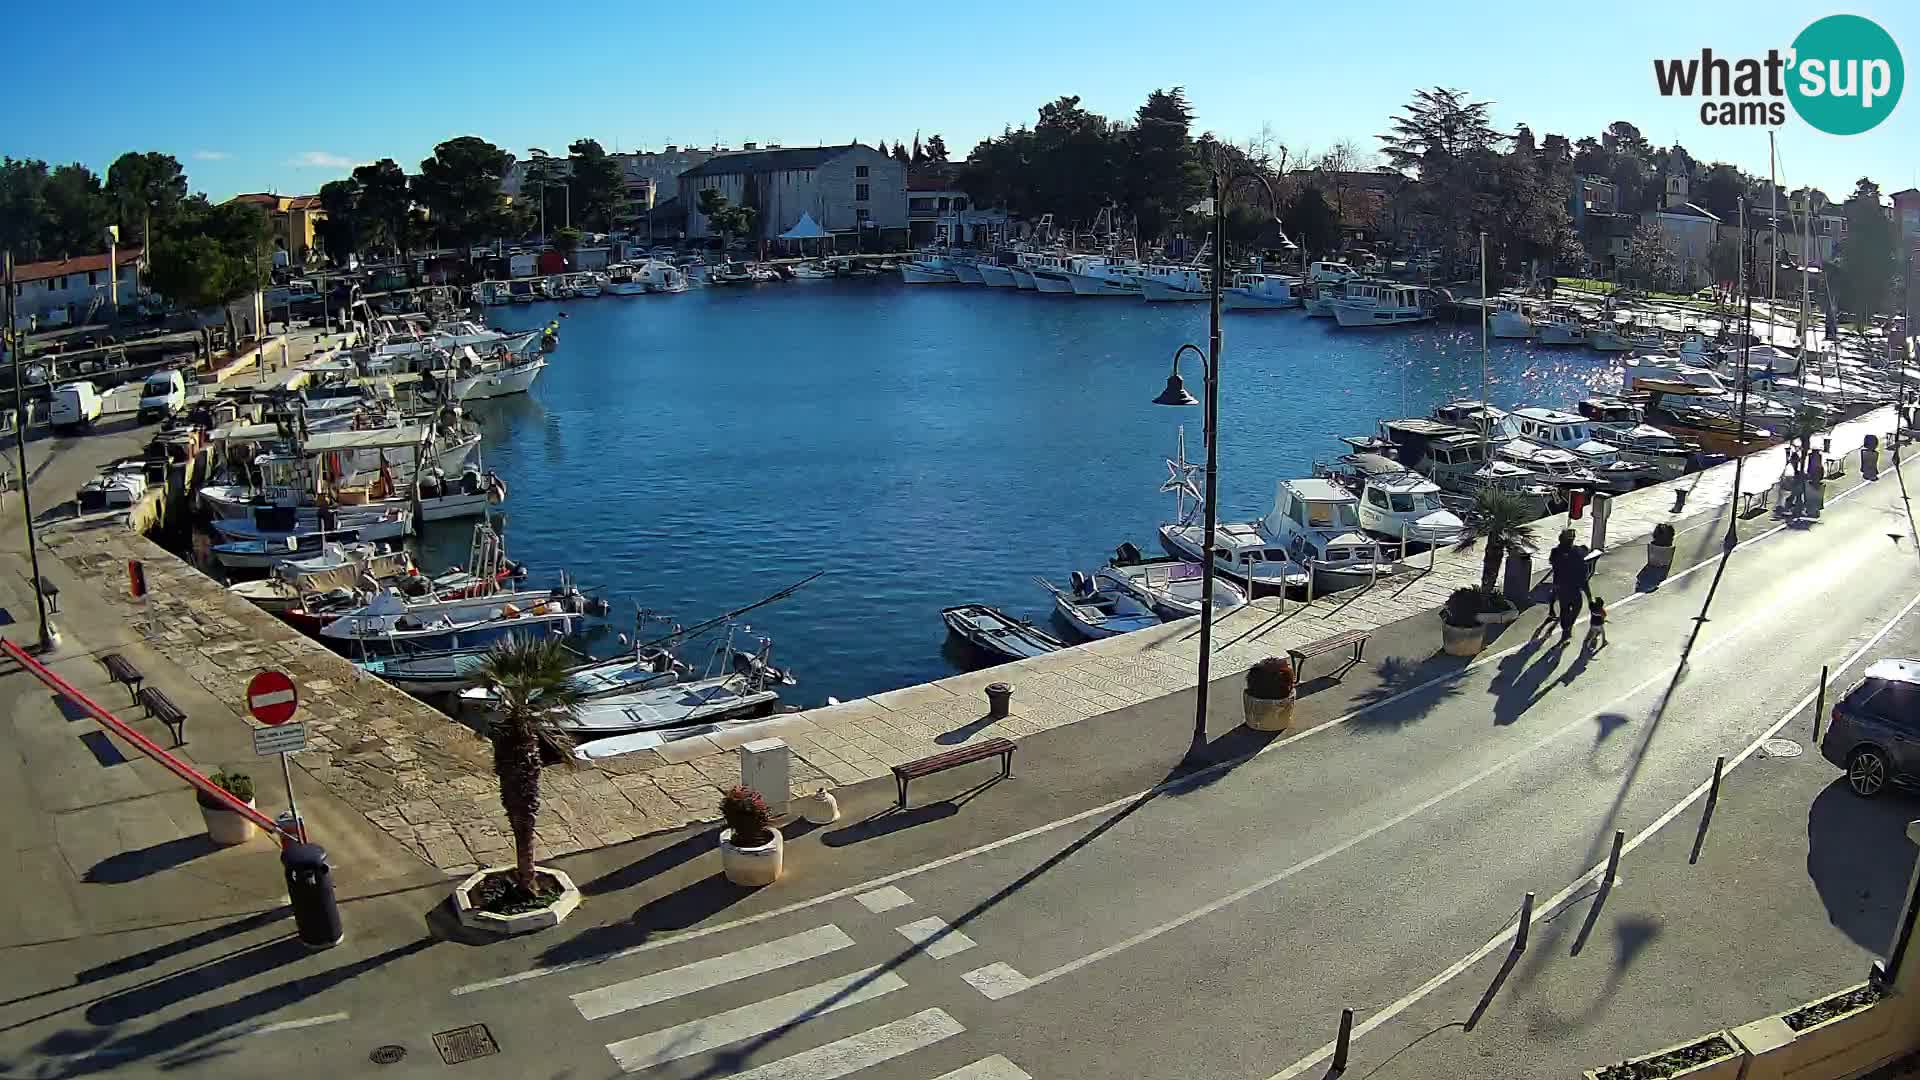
[[43, 408, 1894, 873]]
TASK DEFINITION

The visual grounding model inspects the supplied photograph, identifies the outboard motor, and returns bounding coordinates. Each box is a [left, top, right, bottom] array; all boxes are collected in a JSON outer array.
[[1115, 542, 1143, 563]]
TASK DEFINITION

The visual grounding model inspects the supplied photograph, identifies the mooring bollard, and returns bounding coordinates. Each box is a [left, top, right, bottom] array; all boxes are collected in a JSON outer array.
[[1603, 830, 1625, 890], [985, 681, 1013, 721], [1331, 1007, 1355, 1071], [1813, 664, 1828, 741], [1516, 891, 1535, 952]]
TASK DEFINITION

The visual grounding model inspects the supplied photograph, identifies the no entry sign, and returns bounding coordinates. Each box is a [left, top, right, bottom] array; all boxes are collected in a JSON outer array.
[[247, 670, 299, 726]]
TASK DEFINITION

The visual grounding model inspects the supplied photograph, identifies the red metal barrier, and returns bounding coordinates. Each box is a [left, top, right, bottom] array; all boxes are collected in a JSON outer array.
[[2, 639, 291, 840]]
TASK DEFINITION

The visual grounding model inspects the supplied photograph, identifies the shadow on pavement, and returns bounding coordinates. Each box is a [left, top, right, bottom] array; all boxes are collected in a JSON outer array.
[[1806, 780, 1912, 954], [1490, 637, 1565, 727], [936, 711, 1001, 745], [576, 829, 713, 898], [1343, 653, 1467, 732], [824, 801, 960, 847], [83, 835, 220, 884]]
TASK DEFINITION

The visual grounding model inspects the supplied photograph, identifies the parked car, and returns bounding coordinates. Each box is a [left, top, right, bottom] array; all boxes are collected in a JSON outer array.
[[137, 369, 186, 422], [49, 381, 103, 432], [1819, 658, 1920, 798]]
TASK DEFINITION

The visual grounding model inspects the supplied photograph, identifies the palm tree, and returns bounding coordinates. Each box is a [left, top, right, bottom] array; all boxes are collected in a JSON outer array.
[[472, 637, 583, 891], [1457, 489, 1539, 592]]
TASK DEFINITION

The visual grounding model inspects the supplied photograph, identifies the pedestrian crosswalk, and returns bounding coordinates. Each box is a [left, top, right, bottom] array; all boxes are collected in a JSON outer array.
[[576, 909, 1035, 1079]]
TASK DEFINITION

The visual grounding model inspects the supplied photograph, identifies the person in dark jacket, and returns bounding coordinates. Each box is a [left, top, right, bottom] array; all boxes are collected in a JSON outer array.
[[1547, 529, 1590, 642]]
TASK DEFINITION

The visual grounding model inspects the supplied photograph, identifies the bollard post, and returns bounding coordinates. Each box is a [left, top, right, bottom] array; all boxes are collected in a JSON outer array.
[[1331, 1007, 1355, 1072], [1813, 664, 1828, 742], [1516, 891, 1535, 952], [1307, 564, 1316, 606], [1708, 755, 1725, 805], [1603, 829, 1625, 890], [1370, 541, 1380, 587]]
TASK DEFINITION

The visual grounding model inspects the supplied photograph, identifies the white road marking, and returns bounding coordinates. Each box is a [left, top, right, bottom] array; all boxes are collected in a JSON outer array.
[[960, 962, 1032, 1000], [933, 1055, 1035, 1080], [1263, 583, 1920, 1080], [573, 925, 855, 1021], [451, 468, 1885, 998], [725, 1008, 963, 1080], [605, 966, 905, 1073], [895, 916, 976, 959], [243, 1012, 349, 1037], [855, 885, 915, 913]]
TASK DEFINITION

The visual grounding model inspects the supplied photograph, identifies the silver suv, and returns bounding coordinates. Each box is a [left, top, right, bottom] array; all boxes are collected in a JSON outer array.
[[1820, 659, 1920, 798]]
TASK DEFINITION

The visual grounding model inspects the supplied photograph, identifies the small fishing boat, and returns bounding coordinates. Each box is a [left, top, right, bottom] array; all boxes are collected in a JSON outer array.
[[942, 604, 1065, 661], [570, 715, 782, 762], [211, 504, 413, 544], [467, 637, 791, 739], [1262, 478, 1400, 594], [1489, 298, 1537, 339], [899, 253, 960, 284], [1037, 573, 1162, 639], [320, 585, 601, 658], [212, 529, 369, 571], [1139, 267, 1211, 303], [227, 543, 410, 614], [1098, 543, 1248, 620], [1222, 272, 1304, 311], [1317, 454, 1469, 548], [1535, 309, 1589, 346], [1330, 281, 1435, 328]]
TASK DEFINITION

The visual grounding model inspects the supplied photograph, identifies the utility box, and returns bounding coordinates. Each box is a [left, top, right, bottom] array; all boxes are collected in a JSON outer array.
[[739, 738, 790, 815], [1590, 493, 1613, 552]]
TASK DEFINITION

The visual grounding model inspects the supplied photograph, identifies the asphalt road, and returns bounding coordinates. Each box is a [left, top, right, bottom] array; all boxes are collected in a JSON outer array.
[[7, 454, 1920, 1080]]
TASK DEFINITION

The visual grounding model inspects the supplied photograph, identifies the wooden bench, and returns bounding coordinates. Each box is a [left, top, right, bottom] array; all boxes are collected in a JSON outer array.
[[136, 686, 187, 746], [34, 576, 58, 613], [892, 737, 1015, 808], [1287, 629, 1372, 684], [99, 653, 144, 703], [1738, 486, 1772, 517]]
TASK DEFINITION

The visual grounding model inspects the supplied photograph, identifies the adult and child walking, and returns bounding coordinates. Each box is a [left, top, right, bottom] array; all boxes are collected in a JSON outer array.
[[1544, 529, 1606, 650]]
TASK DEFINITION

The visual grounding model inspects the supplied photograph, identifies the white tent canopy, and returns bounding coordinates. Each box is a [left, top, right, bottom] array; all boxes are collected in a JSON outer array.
[[779, 213, 829, 240]]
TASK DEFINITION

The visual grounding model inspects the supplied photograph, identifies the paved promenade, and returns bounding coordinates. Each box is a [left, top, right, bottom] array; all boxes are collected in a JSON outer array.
[[16, 403, 1903, 878]]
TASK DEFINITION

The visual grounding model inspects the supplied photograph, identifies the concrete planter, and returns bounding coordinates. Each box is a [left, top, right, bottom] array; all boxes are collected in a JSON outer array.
[[1646, 543, 1675, 569], [1476, 607, 1519, 625], [720, 827, 784, 886], [199, 797, 258, 846], [1730, 982, 1903, 1080], [1243, 692, 1295, 732], [1582, 1031, 1743, 1080], [1441, 620, 1485, 656], [794, 789, 841, 825], [453, 866, 581, 936]]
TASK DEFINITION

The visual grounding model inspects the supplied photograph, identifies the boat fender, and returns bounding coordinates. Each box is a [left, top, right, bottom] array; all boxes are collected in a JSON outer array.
[[501, 603, 520, 618]]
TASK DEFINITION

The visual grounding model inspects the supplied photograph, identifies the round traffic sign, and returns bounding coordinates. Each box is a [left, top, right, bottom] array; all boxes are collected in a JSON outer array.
[[247, 670, 299, 725]]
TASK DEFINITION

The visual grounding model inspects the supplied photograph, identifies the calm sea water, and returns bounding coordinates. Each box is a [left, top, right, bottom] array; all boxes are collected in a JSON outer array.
[[418, 281, 1619, 706]]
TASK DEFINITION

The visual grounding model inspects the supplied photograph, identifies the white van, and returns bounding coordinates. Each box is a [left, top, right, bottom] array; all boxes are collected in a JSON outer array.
[[1309, 260, 1358, 285], [50, 381, 103, 431], [138, 369, 186, 422]]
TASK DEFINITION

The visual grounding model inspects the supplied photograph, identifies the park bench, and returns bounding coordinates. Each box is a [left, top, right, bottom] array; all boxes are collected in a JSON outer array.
[[34, 576, 58, 613], [1287, 629, 1373, 684], [136, 686, 187, 746], [99, 653, 144, 703], [892, 737, 1015, 808]]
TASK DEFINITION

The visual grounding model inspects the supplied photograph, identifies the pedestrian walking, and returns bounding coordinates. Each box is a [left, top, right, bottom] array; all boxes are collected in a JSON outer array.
[[1585, 595, 1608, 651], [1546, 529, 1590, 643], [1864, 434, 1881, 481]]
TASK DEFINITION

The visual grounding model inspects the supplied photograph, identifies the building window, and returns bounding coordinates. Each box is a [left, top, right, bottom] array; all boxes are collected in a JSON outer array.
[[856, 208, 870, 223], [856, 184, 869, 202], [937, 198, 949, 212], [956, 198, 968, 212], [54, 276, 66, 291], [89, 271, 100, 286], [855, 165, 869, 178]]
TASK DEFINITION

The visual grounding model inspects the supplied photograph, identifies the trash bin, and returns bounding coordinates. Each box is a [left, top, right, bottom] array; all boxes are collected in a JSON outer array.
[[985, 682, 1013, 720], [282, 843, 343, 949]]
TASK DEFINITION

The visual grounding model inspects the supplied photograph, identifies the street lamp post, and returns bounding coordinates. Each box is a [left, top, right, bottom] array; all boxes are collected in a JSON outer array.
[[1153, 159, 1286, 760], [4, 254, 57, 653]]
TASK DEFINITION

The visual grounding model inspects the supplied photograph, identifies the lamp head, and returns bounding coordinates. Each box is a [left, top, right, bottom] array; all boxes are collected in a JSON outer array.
[[1153, 372, 1199, 407]]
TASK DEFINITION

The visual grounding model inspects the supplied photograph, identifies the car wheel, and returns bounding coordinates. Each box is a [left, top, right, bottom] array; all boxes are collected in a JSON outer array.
[[1847, 748, 1889, 798]]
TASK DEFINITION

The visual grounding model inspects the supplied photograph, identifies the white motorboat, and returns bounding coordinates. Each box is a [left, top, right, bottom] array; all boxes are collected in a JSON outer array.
[[1489, 299, 1537, 339], [444, 348, 547, 401], [321, 586, 596, 658], [787, 262, 835, 281], [1319, 454, 1468, 548], [604, 264, 648, 295], [1304, 282, 1342, 318], [1008, 265, 1037, 289], [1159, 520, 1311, 596], [1535, 310, 1589, 346], [949, 257, 986, 284], [1024, 253, 1078, 294], [1331, 281, 1435, 328], [1505, 406, 1656, 492], [638, 259, 688, 293], [1138, 267, 1211, 302], [213, 530, 379, 571], [569, 714, 777, 761], [900, 253, 960, 284], [567, 272, 604, 298], [1062, 257, 1145, 297], [1624, 354, 1732, 394], [1038, 573, 1162, 639], [1589, 321, 1664, 352], [1262, 478, 1399, 594], [1098, 542, 1248, 620], [213, 504, 413, 544], [1223, 272, 1304, 311], [491, 647, 788, 741], [228, 543, 408, 614], [1575, 398, 1701, 480], [976, 260, 1018, 287]]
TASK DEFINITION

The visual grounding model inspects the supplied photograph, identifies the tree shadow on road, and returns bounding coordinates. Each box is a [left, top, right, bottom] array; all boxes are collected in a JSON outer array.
[[1805, 780, 1911, 954], [1343, 653, 1469, 732]]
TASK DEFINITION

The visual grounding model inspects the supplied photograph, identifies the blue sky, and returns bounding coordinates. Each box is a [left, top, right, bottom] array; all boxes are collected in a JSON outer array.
[[9, 0, 1915, 203]]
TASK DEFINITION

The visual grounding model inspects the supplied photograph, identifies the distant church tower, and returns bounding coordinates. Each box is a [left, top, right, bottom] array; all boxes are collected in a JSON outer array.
[[1662, 173, 1690, 209]]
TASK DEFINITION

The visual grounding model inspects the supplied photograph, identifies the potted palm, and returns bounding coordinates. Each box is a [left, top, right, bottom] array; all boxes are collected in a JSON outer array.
[[452, 637, 585, 935], [197, 771, 257, 846], [1441, 587, 1486, 656], [1647, 522, 1676, 568], [719, 785, 783, 886], [1243, 656, 1297, 732], [1457, 489, 1539, 608]]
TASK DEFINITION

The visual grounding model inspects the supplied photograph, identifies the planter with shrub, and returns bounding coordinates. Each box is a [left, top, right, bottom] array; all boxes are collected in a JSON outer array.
[[197, 771, 258, 846], [1584, 1031, 1742, 1080], [719, 785, 784, 886], [1243, 656, 1297, 732], [1441, 588, 1486, 656], [1647, 522, 1676, 569], [1474, 586, 1519, 625]]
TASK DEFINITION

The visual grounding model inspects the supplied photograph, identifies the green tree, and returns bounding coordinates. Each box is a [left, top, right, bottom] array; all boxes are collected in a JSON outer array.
[[1378, 87, 1503, 170], [911, 133, 924, 165], [104, 152, 189, 248], [146, 201, 271, 344], [566, 139, 624, 231], [0, 158, 51, 260], [471, 637, 583, 891], [1707, 237, 1741, 287], [1377, 88, 1507, 276], [1624, 219, 1677, 291], [1124, 87, 1202, 244], [351, 159, 412, 256], [1696, 162, 1759, 220], [891, 143, 911, 166], [40, 163, 111, 259], [697, 188, 756, 245], [1457, 489, 1538, 592], [314, 179, 360, 264], [412, 136, 514, 250], [1282, 184, 1339, 257], [1829, 177, 1896, 324], [924, 133, 949, 165], [553, 227, 581, 260]]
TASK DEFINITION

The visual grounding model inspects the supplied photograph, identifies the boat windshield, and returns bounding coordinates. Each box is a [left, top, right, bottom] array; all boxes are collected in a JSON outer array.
[[1305, 500, 1362, 529], [1389, 492, 1438, 513]]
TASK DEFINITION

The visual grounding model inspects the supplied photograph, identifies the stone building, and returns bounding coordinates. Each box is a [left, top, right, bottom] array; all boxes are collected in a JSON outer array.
[[678, 144, 906, 247]]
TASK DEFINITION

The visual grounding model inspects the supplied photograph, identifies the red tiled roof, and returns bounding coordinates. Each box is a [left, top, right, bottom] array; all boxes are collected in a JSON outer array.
[[12, 248, 144, 284], [286, 195, 321, 210], [228, 192, 280, 207]]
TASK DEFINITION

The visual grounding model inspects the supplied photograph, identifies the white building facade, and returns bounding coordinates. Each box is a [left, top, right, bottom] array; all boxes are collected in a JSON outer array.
[[678, 144, 906, 245], [7, 249, 144, 327]]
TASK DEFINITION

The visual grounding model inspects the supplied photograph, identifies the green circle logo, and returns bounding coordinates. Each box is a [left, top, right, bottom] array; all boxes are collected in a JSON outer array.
[[1788, 15, 1903, 135]]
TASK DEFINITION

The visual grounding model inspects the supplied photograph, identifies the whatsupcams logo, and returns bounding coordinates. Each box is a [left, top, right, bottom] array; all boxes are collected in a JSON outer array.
[[1652, 14, 1903, 133]]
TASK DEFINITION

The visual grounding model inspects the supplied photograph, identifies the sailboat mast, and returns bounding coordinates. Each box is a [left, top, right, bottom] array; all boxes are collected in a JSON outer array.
[[1479, 231, 1490, 457], [1769, 132, 1779, 334]]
